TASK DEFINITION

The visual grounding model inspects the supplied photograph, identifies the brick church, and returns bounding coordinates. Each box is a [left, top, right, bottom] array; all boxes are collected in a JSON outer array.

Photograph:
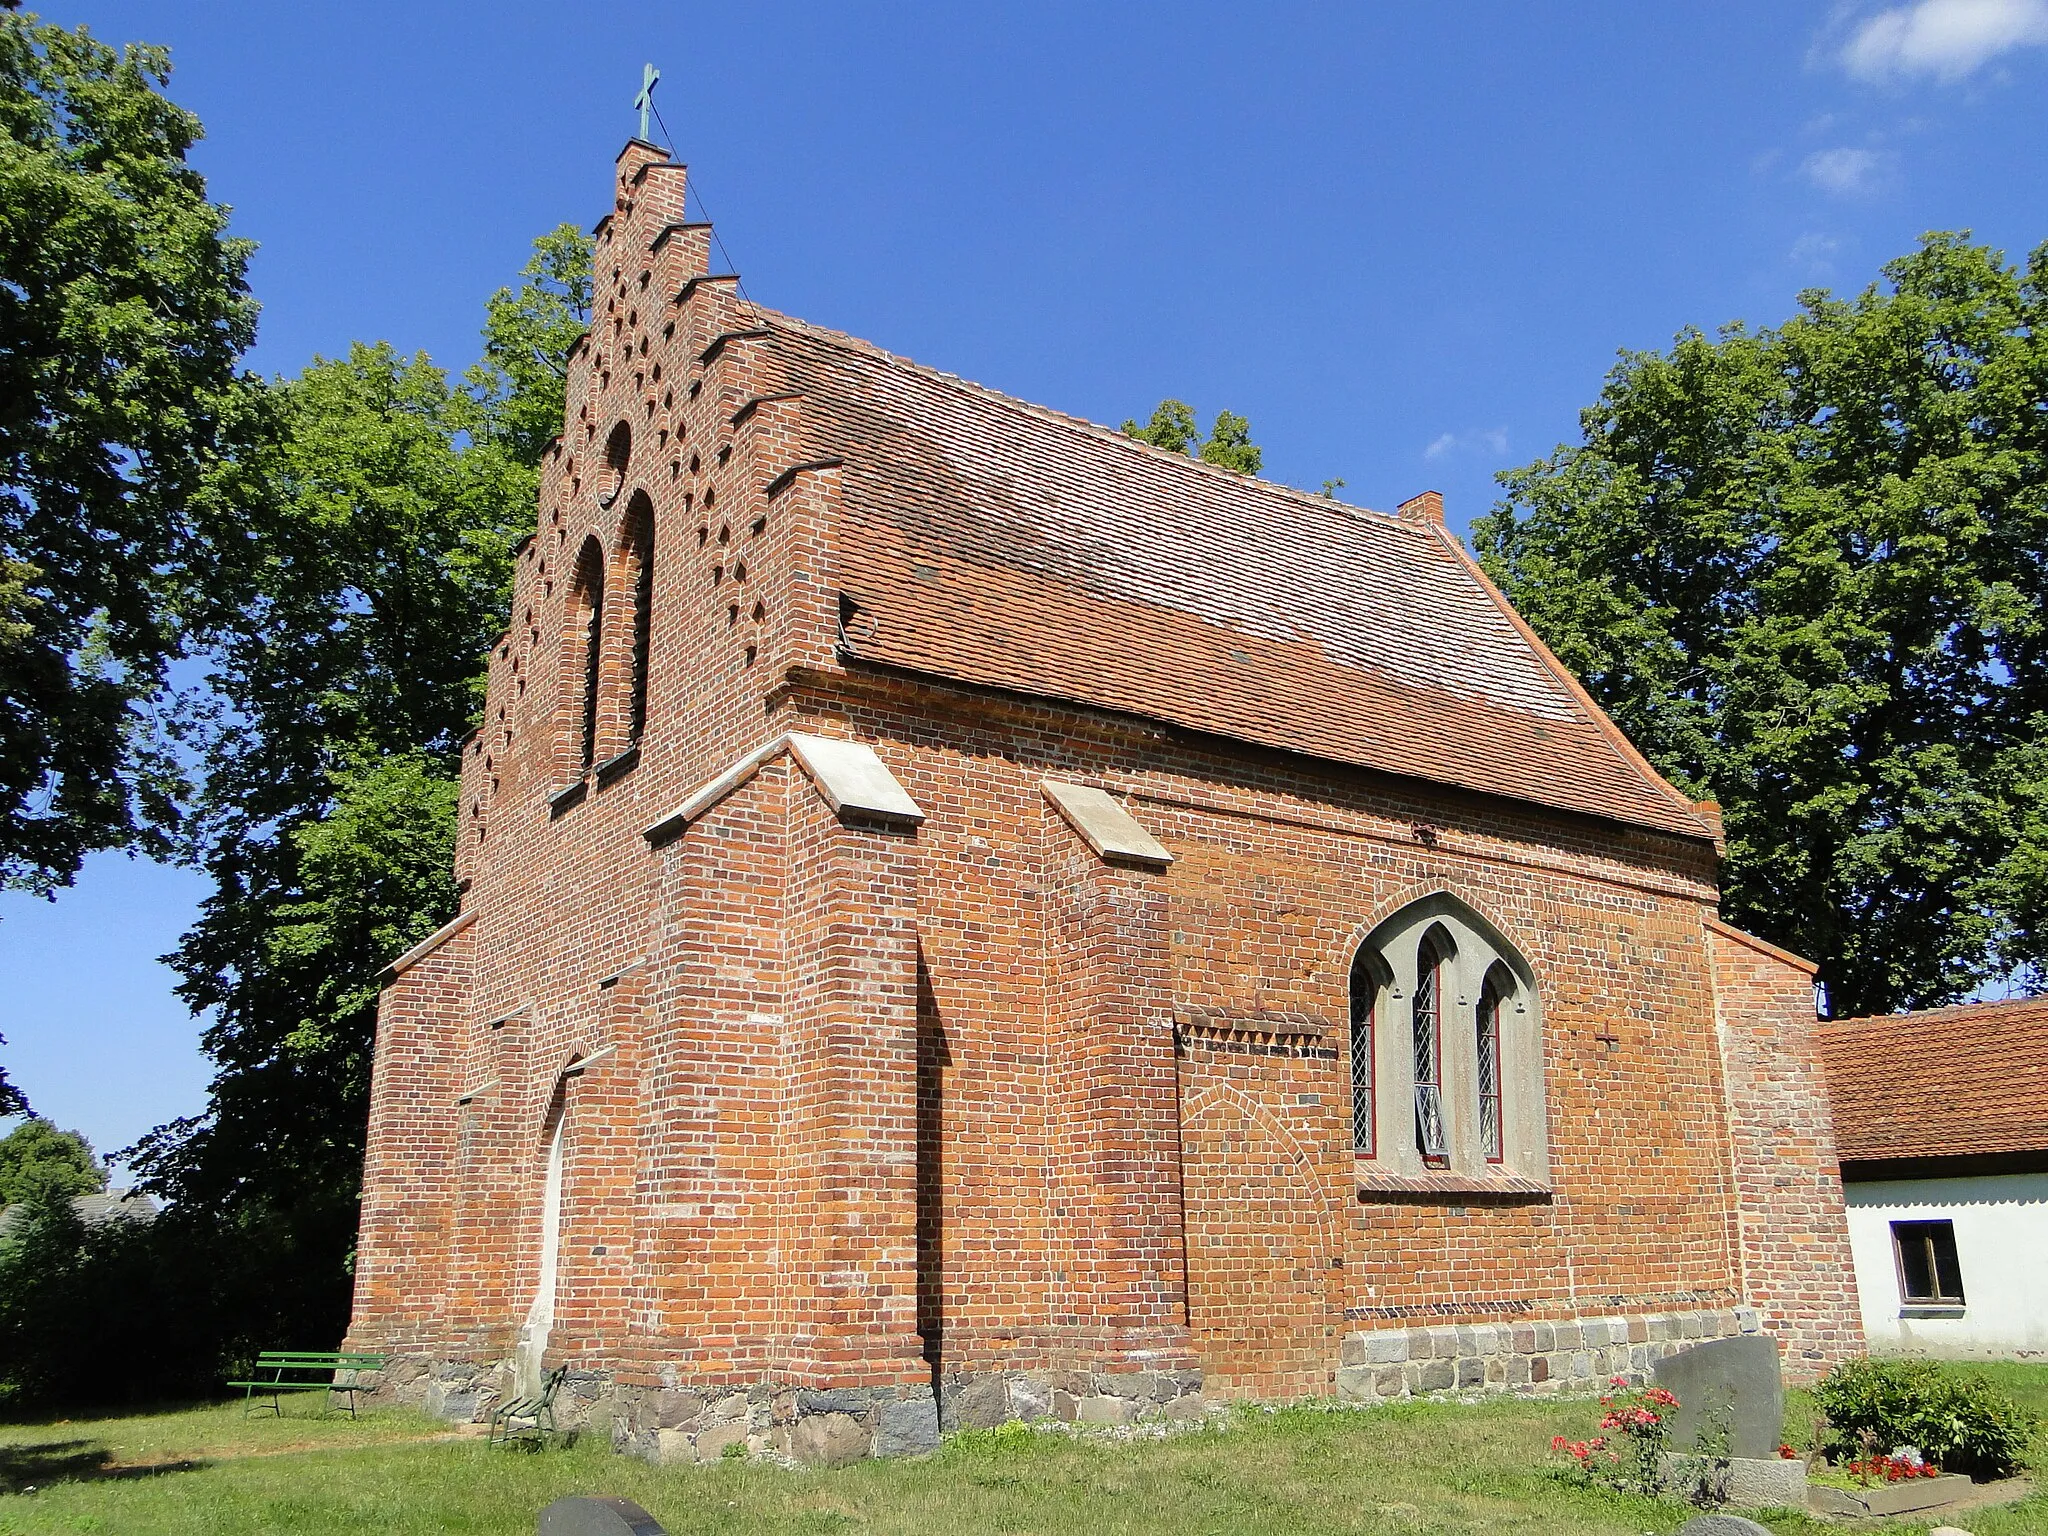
[[346, 141, 1863, 1463]]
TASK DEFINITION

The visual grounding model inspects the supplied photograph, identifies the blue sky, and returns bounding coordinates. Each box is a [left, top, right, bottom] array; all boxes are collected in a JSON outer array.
[[4, 0, 2046, 1174]]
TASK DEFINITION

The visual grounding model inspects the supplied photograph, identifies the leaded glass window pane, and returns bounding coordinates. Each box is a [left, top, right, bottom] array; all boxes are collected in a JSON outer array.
[[1413, 1083, 1446, 1158], [1349, 982, 1375, 1155], [1478, 980, 1504, 1163], [1413, 940, 1444, 1160]]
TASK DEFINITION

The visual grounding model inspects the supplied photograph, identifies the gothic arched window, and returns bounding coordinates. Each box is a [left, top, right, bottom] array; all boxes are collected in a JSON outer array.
[[1348, 948, 1385, 1156], [599, 420, 631, 506], [1412, 931, 1448, 1162], [1347, 894, 1548, 1183], [1477, 968, 1507, 1164]]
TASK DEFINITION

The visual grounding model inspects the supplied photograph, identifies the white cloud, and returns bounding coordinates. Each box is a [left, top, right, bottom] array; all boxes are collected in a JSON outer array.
[[1423, 428, 1509, 463], [1790, 232, 1843, 274], [1840, 0, 2048, 81], [1802, 146, 1884, 192]]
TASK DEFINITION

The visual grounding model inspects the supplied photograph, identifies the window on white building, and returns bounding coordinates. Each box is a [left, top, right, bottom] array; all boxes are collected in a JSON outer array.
[[1892, 1219, 1965, 1308]]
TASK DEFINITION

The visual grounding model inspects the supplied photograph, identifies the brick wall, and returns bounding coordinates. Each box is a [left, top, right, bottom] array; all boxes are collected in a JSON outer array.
[[1706, 919, 1866, 1375], [348, 916, 471, 1355]]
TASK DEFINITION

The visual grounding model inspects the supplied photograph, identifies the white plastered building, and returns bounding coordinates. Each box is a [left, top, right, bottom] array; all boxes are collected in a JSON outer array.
[[1819, 998, 2048, 1360]]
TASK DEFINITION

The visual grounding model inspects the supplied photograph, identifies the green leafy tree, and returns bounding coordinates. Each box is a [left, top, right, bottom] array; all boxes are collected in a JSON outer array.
[[1473, 233, 2048, 1016], [127, 753, 459, 1358], [466, 222, 593, 466], [0, 1117, 103, 1205], [1122, 399, 1263, 474], [1123, 398, 1199, 454], [1199, 409, 1261, 475], [0, 1032, 25, 1118], [0, 14, 258, 897], [127, 230, 589, 1359], [0, 1178, 219, 1406]]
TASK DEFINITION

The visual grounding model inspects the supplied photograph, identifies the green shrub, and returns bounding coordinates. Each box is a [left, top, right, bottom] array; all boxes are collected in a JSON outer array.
[[0, 1188, 246, 1408], [1811, 1358, 2034, 1479]]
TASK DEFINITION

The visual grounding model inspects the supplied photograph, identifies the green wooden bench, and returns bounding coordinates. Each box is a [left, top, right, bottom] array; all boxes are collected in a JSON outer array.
[[228, 1351, 388, 1418], [488, 1365, 568, 1449]]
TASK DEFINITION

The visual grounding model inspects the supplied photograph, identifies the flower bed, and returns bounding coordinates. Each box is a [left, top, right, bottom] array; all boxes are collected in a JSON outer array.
[[1810, 1452, 1948, 1489]]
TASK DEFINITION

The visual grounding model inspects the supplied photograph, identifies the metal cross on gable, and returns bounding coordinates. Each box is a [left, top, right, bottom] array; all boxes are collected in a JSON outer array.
[[634, 62, 661, 143]]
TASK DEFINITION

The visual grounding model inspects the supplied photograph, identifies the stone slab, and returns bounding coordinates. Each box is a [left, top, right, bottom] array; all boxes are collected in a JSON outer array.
[[942, 1375, 1011, 1430], [787, 733, 926, 826], [790, 1411, 866, 1468], [1808, 1473, 1973, 1517], [692, 1420, 747, 1462], [1652, 1334, 1783, 1461], [1663, 1454, 1807, 1509], [1726, 1456, 1807, 1508], [1367, 1333, 1407, 1364], [538, 1495, 668, 1536], [1075, 1395, 1135, 1426], [1040, 780, 1172, 867]]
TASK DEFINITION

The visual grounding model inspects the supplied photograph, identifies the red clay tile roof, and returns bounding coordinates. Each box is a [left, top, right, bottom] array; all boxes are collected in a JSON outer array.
[[1818, 998, 2048, 1162], [754, 316, 1712, 840]]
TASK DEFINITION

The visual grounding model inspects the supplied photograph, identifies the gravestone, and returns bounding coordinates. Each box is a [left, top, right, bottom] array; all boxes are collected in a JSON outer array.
[[538, 1495, 668, 1536], [1651, 1334, 1783, 1461], [1677, 1517, 1771, 1536]]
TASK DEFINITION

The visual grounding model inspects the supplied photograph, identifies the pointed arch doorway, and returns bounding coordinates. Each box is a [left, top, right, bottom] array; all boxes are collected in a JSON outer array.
[[514, 1111, 566, 1398]]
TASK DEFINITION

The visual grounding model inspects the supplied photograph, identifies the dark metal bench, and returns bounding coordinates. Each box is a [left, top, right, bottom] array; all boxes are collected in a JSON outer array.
[[489, 1365, 568, 1449], [227, 1350, 388, 1418]]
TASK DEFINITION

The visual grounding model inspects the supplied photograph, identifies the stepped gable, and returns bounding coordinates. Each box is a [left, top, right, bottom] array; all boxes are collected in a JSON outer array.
[[748, 315, 1709, 840]]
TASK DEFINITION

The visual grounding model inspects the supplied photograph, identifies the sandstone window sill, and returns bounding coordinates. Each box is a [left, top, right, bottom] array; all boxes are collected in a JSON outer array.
[[1899, 1305, 1966, 1319], [1356, 1168, 1553, 1205]]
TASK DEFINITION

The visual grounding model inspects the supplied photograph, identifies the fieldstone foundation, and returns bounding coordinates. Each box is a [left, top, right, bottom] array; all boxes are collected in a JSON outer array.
[[354, 1355, 1204, 1463], [937, 1368, 1206, 1431], [361, 1313, 1767, 1460], [1335, 1306, 1763, 1401], [612, 1380, 939, 1466]]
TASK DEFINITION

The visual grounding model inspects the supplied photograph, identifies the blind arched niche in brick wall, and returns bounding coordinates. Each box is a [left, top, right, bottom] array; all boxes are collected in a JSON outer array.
[[560, 535, 605, 777], [616, 491, 655, 746], [1349, 892, 1550, 1184]]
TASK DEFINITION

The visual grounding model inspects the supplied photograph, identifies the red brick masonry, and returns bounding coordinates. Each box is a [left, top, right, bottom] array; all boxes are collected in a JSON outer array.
[[345, 142, 1863, 1462]]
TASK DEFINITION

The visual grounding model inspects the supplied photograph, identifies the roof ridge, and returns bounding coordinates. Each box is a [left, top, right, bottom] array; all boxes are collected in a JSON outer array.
[[1821, 995, 2048, 1029], [754, 307, 1416, 533], [1433, 521, 1714, 835]]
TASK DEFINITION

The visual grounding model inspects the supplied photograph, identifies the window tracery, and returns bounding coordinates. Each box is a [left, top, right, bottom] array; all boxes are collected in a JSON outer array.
[[1347, 894, 1548, 1182]]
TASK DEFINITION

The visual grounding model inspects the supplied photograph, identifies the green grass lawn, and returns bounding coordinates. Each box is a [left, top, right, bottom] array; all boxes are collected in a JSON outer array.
[[0, 1374, 2042, 1536]]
